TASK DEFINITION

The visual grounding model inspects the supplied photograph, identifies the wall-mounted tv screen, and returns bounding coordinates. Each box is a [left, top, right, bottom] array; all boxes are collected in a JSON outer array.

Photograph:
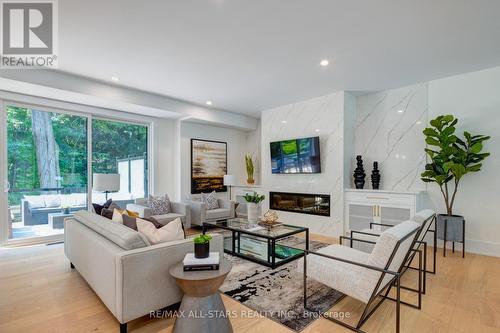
[[270, 136, 321, 174]]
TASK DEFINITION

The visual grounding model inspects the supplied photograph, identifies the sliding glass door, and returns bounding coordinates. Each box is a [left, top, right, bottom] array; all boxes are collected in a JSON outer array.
[[1, 101, 150, 245], [91, 119, 148, 205], [5, 105, 88, 241]]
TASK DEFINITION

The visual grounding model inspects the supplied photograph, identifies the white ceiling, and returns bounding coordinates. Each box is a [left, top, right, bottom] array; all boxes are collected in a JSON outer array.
[[59, 0, 500, 117]]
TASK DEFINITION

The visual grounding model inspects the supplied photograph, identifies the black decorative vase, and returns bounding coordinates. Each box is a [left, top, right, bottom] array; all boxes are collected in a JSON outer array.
[[371, 161, 381, 190], [194, 242, 210, 259], [353, 155, 366, 189]]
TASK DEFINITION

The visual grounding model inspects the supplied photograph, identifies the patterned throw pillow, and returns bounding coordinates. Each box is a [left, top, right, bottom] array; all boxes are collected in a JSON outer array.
[[147, 194, 171, 215], [201, 191, 219, 210]]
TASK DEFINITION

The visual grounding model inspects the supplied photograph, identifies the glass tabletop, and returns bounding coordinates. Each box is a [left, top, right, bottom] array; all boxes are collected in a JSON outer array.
[[206, 218, 307, 239]]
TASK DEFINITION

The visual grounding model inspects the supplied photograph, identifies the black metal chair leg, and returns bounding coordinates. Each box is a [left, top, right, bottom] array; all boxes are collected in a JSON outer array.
[[422, 243, 427, 294], [396, 274, 401, 333], [303, 254, 307, 309], [120, 323, 127, 333]]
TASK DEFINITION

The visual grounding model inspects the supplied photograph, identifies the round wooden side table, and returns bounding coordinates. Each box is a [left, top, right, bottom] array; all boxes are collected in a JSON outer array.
[[169, 258, 233, 333]]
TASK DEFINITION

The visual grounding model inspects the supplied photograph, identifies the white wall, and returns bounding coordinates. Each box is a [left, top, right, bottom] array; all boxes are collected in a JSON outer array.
[[427, 67, 500, 256], [152, 118, 176, 198], [355, 83, 428, 191], [179, 121, 252, 201], [351, 66, 500, 256], [260, 91, 348, 237]]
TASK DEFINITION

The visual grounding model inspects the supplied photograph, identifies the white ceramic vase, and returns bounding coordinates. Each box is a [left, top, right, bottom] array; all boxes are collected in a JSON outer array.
[[247, 203, 260, 222]]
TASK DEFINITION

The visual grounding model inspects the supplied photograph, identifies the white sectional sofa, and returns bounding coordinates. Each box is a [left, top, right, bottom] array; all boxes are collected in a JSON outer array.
[[64, 210, 223, 333]]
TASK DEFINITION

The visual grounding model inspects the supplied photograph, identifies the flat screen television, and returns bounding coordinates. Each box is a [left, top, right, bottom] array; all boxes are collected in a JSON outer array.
[[270, 136, 321, 174]]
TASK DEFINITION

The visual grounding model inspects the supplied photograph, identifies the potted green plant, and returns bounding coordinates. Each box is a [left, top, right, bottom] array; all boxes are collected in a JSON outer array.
[[244, 191, 265, 222], [61, 206, 71, 215], [193, 234, 212, 259], [245, 154, 255, 185], [421, 115, 490, 240]]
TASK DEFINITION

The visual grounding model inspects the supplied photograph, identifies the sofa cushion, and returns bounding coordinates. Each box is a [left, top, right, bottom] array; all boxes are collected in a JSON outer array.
[[74, 210, 150, 250], [151, 213, 184, 225], [71, 193, 88, 207], [24, 195, 46, 209], [60, 195, 76, 207], [136, 217, 184, 245], [44, 195, 61, 208], [297, 244, 374, 303], [206, 208, 230, 220]]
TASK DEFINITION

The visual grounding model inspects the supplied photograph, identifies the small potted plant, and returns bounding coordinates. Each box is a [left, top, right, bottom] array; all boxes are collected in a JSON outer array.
[[245, 154, 255, 185], [193, 234, 212, 259], [244, 191, 265, 222], [61, 206, 71, 215]]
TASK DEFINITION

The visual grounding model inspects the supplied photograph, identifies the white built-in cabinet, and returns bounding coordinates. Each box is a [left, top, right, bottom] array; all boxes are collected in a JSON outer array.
[[344, 189, 423, 232]]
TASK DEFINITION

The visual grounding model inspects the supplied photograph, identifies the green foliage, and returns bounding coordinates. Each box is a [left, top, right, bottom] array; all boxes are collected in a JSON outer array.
[[421, 115, 490, 214], [193, 234, 212, 244], [243, 191, 265, 204], [6, 105, 148, 206], [245, 154, 254, 180]]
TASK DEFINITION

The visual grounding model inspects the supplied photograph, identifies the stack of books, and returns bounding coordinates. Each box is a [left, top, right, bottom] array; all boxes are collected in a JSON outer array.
[[183, 252, 220, 271]]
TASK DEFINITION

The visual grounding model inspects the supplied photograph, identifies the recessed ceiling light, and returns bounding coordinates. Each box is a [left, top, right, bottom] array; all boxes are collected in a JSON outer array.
[[111, 76, 119, 82], [320, 59, 329, 67], [416, 121, 422, 125], [281, 120, 287, 124], [397, 109, 404, 113], [315, 129, 320, 132], [205, 100, 213, 106]]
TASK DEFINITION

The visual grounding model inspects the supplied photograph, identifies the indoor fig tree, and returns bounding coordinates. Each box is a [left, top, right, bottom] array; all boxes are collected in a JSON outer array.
[[421, 115, 490, 215]]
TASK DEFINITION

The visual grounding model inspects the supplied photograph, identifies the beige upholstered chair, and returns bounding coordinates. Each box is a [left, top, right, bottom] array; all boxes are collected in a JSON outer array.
[[127, 198, 191, 228], [299, 220, 421, 333], [351, 209, 437, 294], [188, 198, 235, 226]]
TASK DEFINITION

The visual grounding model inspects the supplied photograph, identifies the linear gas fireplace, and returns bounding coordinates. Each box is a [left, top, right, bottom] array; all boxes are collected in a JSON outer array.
[[269, 191, 330, 217]]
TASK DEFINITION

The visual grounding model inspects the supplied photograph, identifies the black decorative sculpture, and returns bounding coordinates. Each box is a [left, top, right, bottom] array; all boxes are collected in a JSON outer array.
[[371, 161, 381, 190], [353, 155, 366, 189]]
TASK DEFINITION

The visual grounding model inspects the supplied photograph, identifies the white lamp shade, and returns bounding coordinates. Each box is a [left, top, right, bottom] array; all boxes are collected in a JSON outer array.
[[93, 173, 121, 192], [223, 174, 237, 186]]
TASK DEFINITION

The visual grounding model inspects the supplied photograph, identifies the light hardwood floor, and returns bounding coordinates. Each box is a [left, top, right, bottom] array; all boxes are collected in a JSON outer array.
[[1, 233, 499, 333]]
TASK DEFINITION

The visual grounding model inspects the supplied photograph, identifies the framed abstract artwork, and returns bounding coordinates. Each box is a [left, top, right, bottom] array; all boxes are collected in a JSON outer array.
[[191, 139, 227, 194]]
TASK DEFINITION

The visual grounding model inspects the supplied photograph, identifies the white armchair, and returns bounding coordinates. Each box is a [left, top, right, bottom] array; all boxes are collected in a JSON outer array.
[[188, 198, 235, 226], [299, 220, 421, 333], [350, 209, 437, 294], [126, 198, 191, 229]]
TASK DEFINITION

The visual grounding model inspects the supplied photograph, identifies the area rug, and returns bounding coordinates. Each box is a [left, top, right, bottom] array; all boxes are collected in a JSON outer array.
[[220, 238, 344, 332]]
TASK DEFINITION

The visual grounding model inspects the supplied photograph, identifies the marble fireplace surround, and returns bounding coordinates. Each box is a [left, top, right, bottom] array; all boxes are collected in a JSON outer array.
[[259, 84, 428, 237], [260, 91, 355, 237]]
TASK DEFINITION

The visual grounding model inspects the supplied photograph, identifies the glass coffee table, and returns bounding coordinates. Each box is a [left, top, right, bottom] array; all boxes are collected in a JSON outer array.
[[202, 218, 309, 268]]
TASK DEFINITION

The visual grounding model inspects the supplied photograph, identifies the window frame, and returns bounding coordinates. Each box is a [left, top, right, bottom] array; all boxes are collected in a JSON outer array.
[[0, 96, 154, 246]]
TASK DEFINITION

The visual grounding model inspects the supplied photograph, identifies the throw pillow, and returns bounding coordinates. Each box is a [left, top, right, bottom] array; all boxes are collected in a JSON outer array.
[[136, 217, 184, 245], [145, 216, 163, 228], [101, 202, 121, 219], [201, 191, 219, 210], [100, 208, 113, 219], [126, 210, 140, 218], [147, 194, 171, 215], [112, 208, 128, 223], [122, 214, 138, 231], [92, 198, 112, 215]]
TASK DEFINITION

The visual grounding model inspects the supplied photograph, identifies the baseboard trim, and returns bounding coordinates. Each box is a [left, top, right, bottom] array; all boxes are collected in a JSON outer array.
[[433, 238, 500, 258]]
